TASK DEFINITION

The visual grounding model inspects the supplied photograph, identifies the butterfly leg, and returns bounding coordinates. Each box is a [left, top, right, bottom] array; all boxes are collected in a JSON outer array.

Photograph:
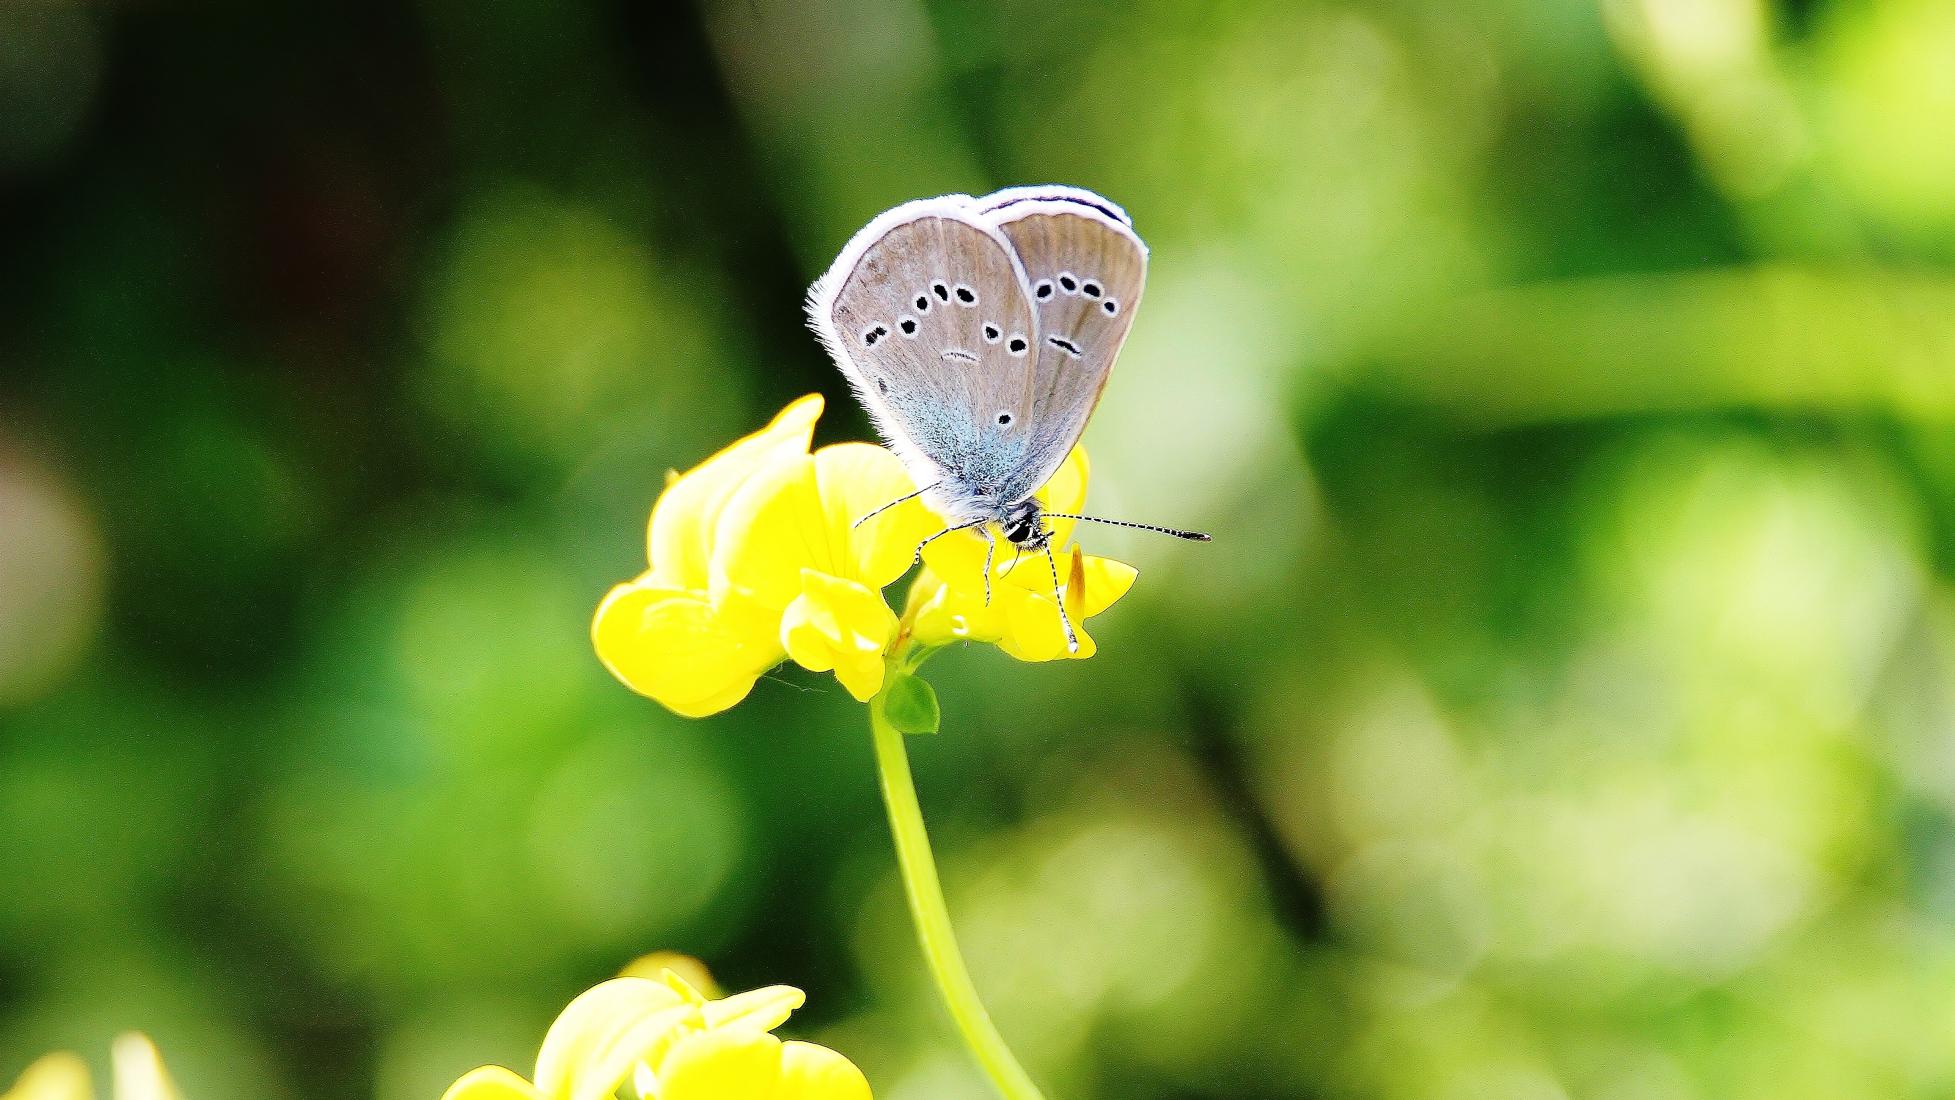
[[912, 521, 983, 568], [981, 527, 996, 607], [1043, 543, 1080, 654]]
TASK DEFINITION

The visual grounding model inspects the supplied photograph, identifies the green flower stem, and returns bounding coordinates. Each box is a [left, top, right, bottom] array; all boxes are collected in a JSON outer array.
[[868, 666, 1047, 1100]]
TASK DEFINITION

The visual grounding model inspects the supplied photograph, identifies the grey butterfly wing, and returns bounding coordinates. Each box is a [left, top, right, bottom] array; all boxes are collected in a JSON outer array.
[[973, 187, 1147, 503], [808, 197, 1040, 518]]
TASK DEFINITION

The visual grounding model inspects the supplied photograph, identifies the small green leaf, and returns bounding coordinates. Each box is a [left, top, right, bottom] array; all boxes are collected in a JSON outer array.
[[883, 673, 941, 735]]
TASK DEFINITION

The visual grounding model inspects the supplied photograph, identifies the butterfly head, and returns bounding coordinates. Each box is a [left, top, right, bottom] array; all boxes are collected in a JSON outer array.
[[1001, 498, 1050, 551]]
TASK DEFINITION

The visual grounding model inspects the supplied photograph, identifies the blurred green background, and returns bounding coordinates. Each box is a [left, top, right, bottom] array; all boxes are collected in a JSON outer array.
[[4, 0, 1955, 1097]]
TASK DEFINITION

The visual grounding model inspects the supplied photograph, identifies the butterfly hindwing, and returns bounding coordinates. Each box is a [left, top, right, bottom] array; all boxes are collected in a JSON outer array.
[[808, 197, 1039, 498], [972, 187, 1146, 502]]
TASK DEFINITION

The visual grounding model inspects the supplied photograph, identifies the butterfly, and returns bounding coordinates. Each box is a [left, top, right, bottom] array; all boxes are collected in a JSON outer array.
[[807, 186, 1208, 652]]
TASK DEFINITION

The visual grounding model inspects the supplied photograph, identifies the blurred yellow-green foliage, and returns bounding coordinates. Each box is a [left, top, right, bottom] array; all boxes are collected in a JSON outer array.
[[4, 1, 1955, 1098]]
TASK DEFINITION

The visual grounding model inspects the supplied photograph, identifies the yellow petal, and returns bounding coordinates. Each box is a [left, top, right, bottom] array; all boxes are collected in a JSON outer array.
[[712, 454, 830, 610], [830, 651, 887, 702], [904, 571, 960, 648], [591, 583, 777, 717], [812, 443, 940, 586], [110, 1034, 179, 1100], [649, 396, 823, 590], [655, 1029, 784, 1100], [780, 572, 896, 702], [905, 568, 1008, 648], [902, 569, 948, 640], [701, 985, 804, 1034], [998, 589, 1080, 662], [1075, 553, 1138, 617], [3, 1052, 91, 1100], [441, 1066, 543, 1100], [533, 978, 688, 1100], [776, 1042, 872, 1100]]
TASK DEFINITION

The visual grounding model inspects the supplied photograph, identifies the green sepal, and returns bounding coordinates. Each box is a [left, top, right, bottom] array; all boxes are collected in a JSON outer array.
[[883, 671, 941, 735]]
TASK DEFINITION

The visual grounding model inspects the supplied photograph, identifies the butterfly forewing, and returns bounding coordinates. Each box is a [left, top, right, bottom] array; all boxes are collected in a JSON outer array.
[[974, 189, 1146, 502], [808, 198, 1039, 506]]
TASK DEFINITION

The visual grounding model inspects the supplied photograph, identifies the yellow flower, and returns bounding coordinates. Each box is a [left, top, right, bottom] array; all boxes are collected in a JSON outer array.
[[3, 1034, 181, 1100], [595, 398, 1141, 715], [907, 447, 1137, 661], [440, 970, 870, 1100], [593, 396, 823, 716], [593, 397, 934, 714]]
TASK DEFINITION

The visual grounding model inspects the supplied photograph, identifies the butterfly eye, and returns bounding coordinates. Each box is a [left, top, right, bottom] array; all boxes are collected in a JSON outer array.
[[1082, 281, 1102, 298], [1007, 335, 1028, 356], [899, 317, 918, 336], [1058, 273, 1078, 294], [982, 323, 1001, 343], [932, 281, 950, 302], [1102, 298, 1119, 315], [1034, 280, 1054, 300], [954, 284, 976, 305]]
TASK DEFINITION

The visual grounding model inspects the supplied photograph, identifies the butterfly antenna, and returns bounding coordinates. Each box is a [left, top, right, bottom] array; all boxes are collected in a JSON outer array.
[[1043, 543, 1079, 654], [1040, 513, 1211, 541], [854, 482, 940, 529]]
